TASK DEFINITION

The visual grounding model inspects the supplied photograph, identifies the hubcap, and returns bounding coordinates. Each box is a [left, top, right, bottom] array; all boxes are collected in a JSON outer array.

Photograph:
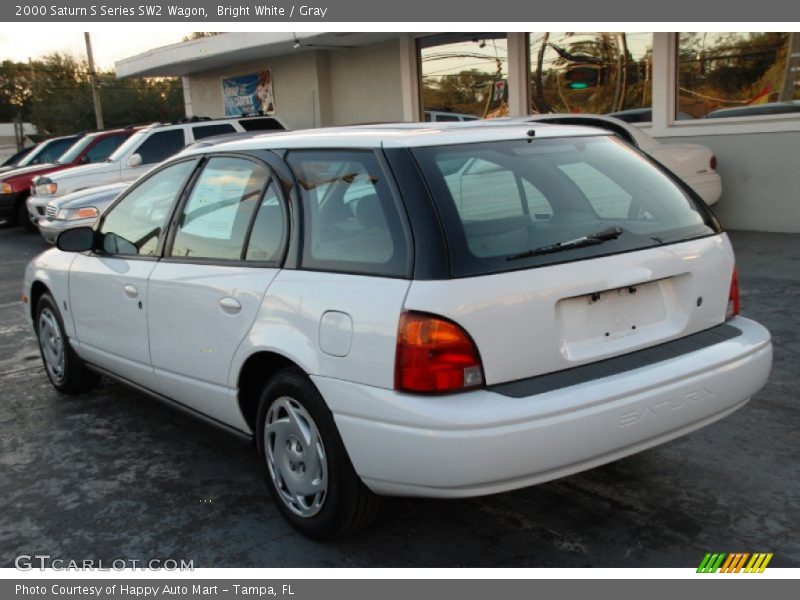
[[38, 308, 65, 383], [264, 397, 328, 518]]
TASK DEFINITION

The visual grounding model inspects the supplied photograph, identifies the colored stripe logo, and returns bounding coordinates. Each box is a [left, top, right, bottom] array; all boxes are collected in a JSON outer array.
[[697, 552, 773, 573]]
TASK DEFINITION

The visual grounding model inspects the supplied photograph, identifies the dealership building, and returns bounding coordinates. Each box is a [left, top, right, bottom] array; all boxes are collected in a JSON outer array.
[[116, 32, 800, 233]]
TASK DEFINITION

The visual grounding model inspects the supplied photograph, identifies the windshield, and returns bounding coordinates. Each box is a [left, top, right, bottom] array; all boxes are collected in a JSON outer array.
[[18, 136, 78, 166], [108, 130, 148, 162], [412, 135, 719, 277], [56, 136, 94, 164]]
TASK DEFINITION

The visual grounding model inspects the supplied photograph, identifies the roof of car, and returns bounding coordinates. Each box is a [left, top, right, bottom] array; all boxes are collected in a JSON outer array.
[[180, 122, 608, 155]]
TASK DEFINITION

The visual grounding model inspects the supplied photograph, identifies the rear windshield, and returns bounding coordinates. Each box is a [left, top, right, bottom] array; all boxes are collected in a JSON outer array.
[[412, 135, 719, 277]]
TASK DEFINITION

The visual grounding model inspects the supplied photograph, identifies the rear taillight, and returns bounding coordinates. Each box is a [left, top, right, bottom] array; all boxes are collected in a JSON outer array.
[[727, 267, 740, 320], [710, 155, 717, 171], [395, 311, 484, 393]]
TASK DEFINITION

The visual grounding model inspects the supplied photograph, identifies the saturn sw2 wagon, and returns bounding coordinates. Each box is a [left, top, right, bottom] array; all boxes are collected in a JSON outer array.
[[23, 123, 772, 539]]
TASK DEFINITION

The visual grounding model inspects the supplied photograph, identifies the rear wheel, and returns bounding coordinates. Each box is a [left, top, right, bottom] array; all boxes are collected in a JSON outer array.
[[35, 293, 99, 393], [256, 368, 380, 539]]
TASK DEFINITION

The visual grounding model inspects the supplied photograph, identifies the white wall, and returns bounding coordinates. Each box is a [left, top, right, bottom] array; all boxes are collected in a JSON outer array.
[[185, 40, 404, 130], [327, 40, 403, 125], [655, 131, 800, 233], [187, 51, 328, 130]]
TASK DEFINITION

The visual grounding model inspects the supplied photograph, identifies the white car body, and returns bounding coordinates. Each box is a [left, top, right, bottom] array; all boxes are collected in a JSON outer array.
[[30, 116, 288, 202], [521, 114, 723, 205], [23, 123, 770, 536]]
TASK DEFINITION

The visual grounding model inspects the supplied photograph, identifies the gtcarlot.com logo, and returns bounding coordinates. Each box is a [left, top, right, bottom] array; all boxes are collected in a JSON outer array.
[[14, 554, 194, 571], [697, 552, 773, 573]]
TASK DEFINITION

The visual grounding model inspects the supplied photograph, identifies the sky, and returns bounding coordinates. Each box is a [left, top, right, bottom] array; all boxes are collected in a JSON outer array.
[[0, 30, 196, 70]]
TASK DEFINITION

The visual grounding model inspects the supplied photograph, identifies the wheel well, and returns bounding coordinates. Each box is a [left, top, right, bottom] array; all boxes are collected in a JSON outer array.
[[237, 352, 303, 432], [29, 281, 49, 323]]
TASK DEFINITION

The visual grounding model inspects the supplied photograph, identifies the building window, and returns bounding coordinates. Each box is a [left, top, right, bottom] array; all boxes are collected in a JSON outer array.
[[528, 33, 654, 121], [418, 34, 508, 120], [677, 33, 800, 119]]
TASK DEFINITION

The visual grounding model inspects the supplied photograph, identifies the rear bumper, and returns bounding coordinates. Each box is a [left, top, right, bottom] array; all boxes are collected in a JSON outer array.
[[313, 317, 771, 498], [685, 173, 722, 206]]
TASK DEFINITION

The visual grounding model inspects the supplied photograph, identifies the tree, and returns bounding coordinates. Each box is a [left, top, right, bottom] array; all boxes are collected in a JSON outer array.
[[0, 53, 184, 135]]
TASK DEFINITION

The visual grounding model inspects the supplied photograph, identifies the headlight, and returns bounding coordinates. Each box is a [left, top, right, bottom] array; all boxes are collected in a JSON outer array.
[[55, 206, 99, 221], [1, 183, 12, 195], [35, 179, 57, 196]]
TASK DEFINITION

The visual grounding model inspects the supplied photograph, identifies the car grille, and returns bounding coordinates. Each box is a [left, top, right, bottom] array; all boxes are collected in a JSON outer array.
[[45, 205, 57, 219]]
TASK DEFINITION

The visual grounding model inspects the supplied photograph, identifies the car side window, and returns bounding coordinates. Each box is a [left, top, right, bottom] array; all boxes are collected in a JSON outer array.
[[84, 134, 126, 164], [134, 129, 186, 165], [170, 157, 269, 261], [100, 160, 198, 257], [245, 182, 286, 262], [192, 124, 236, 140], [287, 150, 409, 277], [36, 138, 76, 164]]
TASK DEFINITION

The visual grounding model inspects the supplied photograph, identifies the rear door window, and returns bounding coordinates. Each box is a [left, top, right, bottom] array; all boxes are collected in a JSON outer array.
[[287, 150, 410, 277], [36, 138, 78, 164], [135, 129, 187, 165], [192, 123, 237, 140], [84, 134, 127, 163]]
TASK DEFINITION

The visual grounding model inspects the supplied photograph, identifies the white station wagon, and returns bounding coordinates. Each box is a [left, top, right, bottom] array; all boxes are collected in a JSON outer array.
[[23, 123, 772, 539]]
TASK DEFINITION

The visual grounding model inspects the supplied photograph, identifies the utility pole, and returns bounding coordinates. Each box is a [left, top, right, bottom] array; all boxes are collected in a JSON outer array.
[[84, 32, 104, 129]]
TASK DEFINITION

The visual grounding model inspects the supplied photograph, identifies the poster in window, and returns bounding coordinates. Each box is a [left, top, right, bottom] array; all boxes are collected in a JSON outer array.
[[222, 69, 275, 116]]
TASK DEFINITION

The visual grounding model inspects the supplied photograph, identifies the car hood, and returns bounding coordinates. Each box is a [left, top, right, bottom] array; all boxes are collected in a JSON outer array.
[[39, 161, 118, 183], [53, 182, 129, 210], [1, 163, 68, 186]]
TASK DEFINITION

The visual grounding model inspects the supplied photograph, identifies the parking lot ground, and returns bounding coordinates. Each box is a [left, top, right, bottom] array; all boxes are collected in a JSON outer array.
[[0, 227, 797, 568]]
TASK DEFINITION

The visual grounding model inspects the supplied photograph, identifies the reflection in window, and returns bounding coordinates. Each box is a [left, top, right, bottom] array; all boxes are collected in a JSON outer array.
[[678, 33, 800, 119], [419, 35, 507, 119], [528, 33, 654, 117]]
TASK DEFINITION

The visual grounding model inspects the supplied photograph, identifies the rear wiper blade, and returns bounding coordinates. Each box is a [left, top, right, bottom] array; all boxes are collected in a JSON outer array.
[[506, 227, 624, 261]]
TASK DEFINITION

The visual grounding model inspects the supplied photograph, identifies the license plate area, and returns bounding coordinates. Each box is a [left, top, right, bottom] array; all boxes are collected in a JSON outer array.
[[556, 279, 670, 360]]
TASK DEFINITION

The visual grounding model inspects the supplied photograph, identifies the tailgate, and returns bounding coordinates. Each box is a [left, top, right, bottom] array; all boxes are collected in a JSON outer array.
[[403, 233, 735, 385]]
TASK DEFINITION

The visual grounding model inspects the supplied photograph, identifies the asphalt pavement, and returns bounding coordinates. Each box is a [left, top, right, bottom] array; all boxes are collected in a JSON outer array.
[[0, 226, 797, 567]]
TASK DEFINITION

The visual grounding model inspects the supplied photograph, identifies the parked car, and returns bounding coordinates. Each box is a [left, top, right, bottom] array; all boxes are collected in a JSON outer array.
[[0, 133, 82, 176], [30, 116, 288, 204], [1, 134, 85, 226], [0, 127, 137, 231], [518, 114, 722, 205], [1, 145, 35, 169], [37, 182, 128, 244], [705, 101, 800, 119], [24, 123, 772, 539]]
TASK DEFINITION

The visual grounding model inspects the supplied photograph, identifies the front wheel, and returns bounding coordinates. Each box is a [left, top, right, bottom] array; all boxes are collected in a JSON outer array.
[[35, 293, 99, 393], [256, 368, 380, 539]]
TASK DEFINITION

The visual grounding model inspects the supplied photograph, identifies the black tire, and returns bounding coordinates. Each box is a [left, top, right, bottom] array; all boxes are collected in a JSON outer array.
[[256, 368, 380, 540], [35, 293, 99, 394]]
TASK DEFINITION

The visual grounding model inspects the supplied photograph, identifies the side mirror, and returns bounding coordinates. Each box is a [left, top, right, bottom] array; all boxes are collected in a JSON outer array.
[[79, 154, 91, 165], [56, 227, 96, 253], [127, 153, 143, 168]]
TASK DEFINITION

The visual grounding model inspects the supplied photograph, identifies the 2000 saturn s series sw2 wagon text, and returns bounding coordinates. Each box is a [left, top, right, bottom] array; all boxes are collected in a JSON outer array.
[[23, 123, 772, 539]]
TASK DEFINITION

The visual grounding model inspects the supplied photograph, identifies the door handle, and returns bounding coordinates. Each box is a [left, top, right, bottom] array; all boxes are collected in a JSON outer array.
[[123, 284, 138, 299], [219, 297, 242, 315]]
